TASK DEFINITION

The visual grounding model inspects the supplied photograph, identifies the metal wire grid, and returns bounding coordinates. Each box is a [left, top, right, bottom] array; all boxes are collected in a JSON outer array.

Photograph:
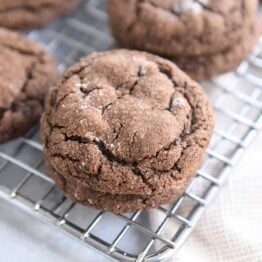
[[0, 0, 262, 261]]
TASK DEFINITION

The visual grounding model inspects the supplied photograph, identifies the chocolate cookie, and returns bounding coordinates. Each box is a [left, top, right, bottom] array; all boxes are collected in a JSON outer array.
[[107, 0, 258, 57], [174, 22, 260, 81], [41, 49, 214, 213], [0, 28, 57, 143], [0, 0, 80, 29]]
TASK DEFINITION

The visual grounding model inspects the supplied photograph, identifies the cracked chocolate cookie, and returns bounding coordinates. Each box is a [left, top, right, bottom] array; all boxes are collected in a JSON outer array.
[[174, 22, 260, 81], [107, 0, 258, 57], [0, 28, 57, 143], [0, 0, 80, 29], [41, 49, 214, 213]]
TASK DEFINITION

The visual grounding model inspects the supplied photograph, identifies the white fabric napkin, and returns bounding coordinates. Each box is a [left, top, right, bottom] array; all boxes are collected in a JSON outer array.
[[173, 131, 262, 262]]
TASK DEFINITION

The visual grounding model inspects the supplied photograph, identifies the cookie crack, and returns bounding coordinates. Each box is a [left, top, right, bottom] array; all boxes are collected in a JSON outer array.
[[59, 128, 187, 176], [0, 108, 7, 121], [140, 0, 221, 18], [79, 86, 103, 98], [55, 91, 76, 109], [128, 66, 145, 95], [63, 134, 132, 166], [0, 59, 40, 123], [112, 123, 123, 142], [52, 153, 81, 164], [193, 0, 221, 15], [0, 3, 62, 14], [101, 102, 114, 115], [54, 133, 157, 191], [1, 42, 42, 57]]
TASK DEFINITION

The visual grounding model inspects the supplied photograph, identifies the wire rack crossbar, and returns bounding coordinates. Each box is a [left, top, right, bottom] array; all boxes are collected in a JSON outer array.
[[0, 1, 262, 261]]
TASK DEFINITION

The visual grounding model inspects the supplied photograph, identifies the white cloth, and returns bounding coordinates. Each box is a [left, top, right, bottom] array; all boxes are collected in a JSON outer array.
[[173, 131, 262, 262], [0, 133, 262, 262]]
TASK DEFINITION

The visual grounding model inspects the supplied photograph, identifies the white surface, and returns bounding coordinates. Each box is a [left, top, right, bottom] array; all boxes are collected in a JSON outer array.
[[0, 133, 262, 262], [0, 202, 108, 261]]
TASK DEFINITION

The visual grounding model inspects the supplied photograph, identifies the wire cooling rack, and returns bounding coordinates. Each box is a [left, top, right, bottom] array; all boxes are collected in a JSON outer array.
[[0, 0, 262, 261]]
